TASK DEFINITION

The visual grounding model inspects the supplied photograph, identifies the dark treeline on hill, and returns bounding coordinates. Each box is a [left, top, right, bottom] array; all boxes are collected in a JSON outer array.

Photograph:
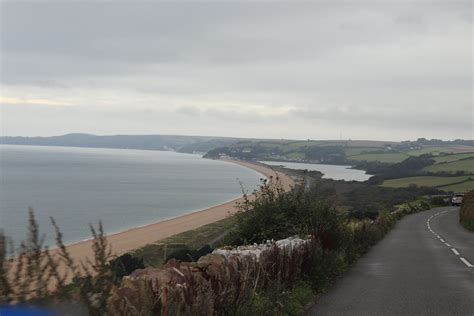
[[303, 146, 346, 164], [361, 155, 436, 183], [0, 133, 246, 153]]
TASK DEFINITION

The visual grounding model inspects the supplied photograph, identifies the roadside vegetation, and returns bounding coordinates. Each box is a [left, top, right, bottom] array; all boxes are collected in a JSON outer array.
[[459, 191, 474, 231]]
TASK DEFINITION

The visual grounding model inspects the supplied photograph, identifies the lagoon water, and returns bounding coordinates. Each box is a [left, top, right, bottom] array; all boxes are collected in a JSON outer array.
[[0, 145, 263, 246], [260, 161, 372, 182]]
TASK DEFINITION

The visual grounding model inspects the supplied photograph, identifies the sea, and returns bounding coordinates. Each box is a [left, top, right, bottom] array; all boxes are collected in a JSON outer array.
[[0, 145, 263, 246]]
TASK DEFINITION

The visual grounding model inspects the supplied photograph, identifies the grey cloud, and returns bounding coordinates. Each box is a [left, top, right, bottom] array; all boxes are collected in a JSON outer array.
[[176, 106, 202, 117], [0, 0, 472, 140]]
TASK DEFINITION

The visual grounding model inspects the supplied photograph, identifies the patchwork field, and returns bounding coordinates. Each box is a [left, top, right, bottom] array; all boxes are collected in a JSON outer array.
[[382, 175, 472, 188]]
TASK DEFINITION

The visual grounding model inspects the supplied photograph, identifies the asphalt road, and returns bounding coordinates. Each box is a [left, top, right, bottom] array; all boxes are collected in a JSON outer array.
[[309, 207, 474, 316]]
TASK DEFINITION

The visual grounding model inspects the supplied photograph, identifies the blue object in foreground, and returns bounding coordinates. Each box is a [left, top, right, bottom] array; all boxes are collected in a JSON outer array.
[[0, 306, 58, 316]]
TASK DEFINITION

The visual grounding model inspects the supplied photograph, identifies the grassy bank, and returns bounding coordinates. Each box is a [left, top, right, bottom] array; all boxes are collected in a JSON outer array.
[[132, 216, 236, 267], [460, 191, 474, 231]]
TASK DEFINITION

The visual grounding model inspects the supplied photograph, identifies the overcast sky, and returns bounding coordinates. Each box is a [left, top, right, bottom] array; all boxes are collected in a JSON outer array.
[[0, 1, 472, 141]]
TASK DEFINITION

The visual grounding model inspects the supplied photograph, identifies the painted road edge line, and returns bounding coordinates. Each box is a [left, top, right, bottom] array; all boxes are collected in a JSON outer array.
[[426, 208, 473, 268], [460, 257, 474, 268]]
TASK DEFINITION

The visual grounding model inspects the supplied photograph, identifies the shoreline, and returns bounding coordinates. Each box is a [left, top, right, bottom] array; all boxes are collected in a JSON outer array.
[[54, 159, 294, 263]]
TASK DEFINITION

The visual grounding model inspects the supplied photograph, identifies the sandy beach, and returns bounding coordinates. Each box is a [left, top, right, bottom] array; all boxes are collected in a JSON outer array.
[[55, 159, 294, 264]]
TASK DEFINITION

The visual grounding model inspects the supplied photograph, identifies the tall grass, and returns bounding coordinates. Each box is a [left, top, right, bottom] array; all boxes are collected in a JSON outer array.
[[0, 208, 114, 315]]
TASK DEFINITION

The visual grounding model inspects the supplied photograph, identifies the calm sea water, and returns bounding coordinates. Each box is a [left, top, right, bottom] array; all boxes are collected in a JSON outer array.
[[0, 145, 263, 246], [259, 161, 372, 182]]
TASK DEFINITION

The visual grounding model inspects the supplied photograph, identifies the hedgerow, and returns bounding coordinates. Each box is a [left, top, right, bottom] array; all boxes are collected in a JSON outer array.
[[460, 191, 474, 231]]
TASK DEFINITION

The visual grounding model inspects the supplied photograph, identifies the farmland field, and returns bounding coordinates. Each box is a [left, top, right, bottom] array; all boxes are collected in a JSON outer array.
[[434, 153, 474, 163], [406, 145, 474, 156], [438, 181, 474, 193], [348, 152, 409, 163], [424, 159, 474, 174], [344, 147, 381, 156], [382, 175, 472, 188]]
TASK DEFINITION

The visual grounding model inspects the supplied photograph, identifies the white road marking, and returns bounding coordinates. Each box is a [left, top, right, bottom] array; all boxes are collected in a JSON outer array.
[[460, 257, 474, 268], [426, 208, 472, 268]]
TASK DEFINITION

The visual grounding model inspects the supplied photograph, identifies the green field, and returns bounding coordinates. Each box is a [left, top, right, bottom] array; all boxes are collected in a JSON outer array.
[[406, 146, 474, 156], [344, 147, 381, 157], [434, 153, 474, 163], [406, 146, 453, 156], [438, 181, 474, 193], [424, 159, 474, 174], [348, 152, 409, 163], [285, 141, 324, 149], [382, 175, 472, 188]]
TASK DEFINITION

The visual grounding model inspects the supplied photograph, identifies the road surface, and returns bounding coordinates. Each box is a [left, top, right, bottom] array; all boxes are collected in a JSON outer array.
[[309, 207, 474, 315]]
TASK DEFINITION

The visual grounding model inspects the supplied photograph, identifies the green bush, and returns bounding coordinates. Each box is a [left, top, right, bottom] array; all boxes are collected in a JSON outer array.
[[165, 244, 213, 262], [229, 179, 347, 251], [460, 191, 474, 231]]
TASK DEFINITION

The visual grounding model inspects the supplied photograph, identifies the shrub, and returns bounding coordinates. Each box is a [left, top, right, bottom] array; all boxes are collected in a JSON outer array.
[[165, 244, 213, 263]]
